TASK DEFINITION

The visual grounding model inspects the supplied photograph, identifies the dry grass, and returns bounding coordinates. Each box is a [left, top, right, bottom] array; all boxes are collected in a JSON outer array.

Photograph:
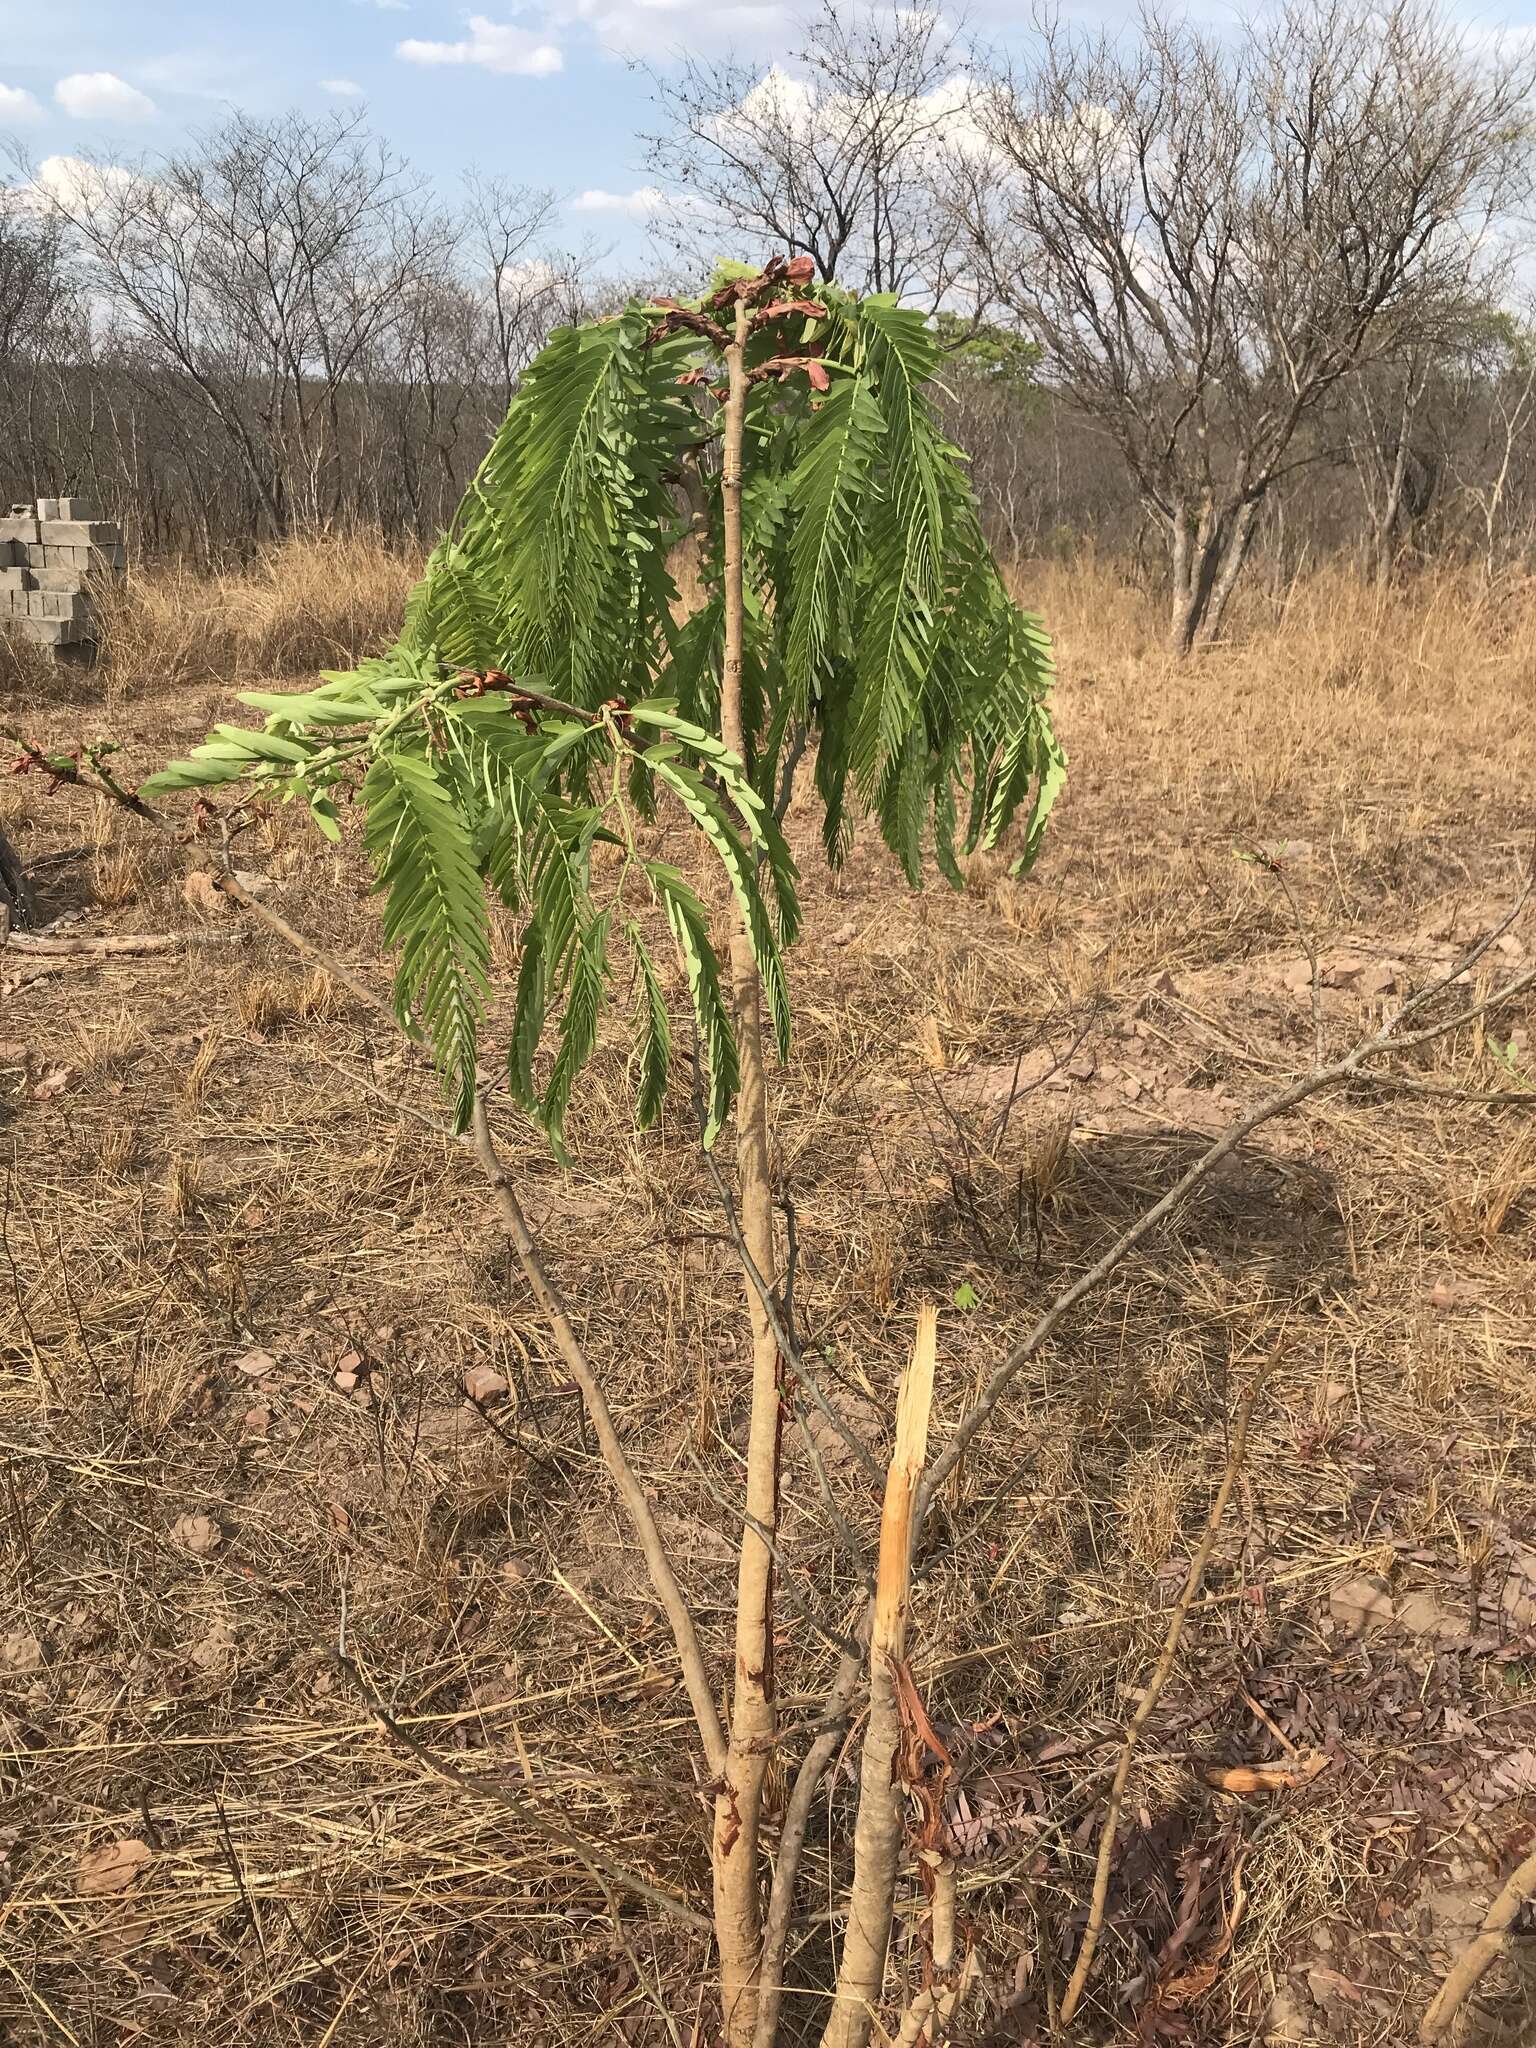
[[94, 530, 421, 695], [1, 545, 1534, 2047]]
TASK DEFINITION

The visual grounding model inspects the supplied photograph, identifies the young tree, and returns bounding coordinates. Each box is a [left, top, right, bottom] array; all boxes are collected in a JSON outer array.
[[144, 259, 1061, 2044], [955, 0, 1535, 651]]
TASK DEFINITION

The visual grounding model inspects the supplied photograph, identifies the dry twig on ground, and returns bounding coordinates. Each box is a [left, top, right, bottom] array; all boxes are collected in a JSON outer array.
[[1420, 1838, 1536, 2042]]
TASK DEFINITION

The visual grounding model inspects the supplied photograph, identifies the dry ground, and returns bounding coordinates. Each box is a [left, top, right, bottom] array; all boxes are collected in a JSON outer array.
[[1, 549, 1534, 2047]]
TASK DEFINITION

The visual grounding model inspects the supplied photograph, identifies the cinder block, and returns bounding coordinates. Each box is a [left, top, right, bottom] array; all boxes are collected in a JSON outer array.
[[0, 567, 30, 592], [0, 516, 40, 545], [39, 591, 89, 622], [19, 617, 82, 647], [28, 567, 81, 592], [58, 498, 99, 522], [37, 521, 119, 547], [21, 540, 123, 574]]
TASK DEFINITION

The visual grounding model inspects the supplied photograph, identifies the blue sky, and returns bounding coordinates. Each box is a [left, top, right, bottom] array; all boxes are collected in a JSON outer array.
[[2, 0, 1532, 264], [0, 0, 799, 261]]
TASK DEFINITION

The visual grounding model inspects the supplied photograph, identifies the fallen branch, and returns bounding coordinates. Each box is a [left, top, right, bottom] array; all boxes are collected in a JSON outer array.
[[1057, 1374, 1263, 2026], [1420, 1837, 1536, 2042], [3, 929, 236, 956]]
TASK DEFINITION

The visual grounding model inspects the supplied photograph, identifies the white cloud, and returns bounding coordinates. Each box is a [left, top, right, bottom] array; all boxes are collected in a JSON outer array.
[[713, 62, 991, 168], [54, 72, 157, 122], [23, 154, 145, 218], [321, 78, 366, 97], [571, 185, 667, 216], [396, 0, 791, 71], [0, 83, 44, 123], [363, 0, 409, 9], [571, 184, 712, 222], [398, 17, 563, 75]]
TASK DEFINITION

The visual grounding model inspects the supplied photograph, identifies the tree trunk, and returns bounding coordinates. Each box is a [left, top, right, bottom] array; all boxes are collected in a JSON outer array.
[[712, 293, 781, 2048], [1166, 501, 1199, 656], [1201, 498, 1261, 644], [1166, 495, 1261, 652], [1372, 419, 1412, 589]]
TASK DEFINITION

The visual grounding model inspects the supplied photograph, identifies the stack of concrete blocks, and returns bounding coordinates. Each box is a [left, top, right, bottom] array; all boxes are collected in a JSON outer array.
[[0, 497, 126, 656]]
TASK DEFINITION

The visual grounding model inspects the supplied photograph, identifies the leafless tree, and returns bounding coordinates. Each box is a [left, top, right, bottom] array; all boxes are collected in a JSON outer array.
[[45, 112, 451, 534], [954, 0, 1536, 650], [0, 198, 67, 364], [464, 172, 572, 413], [7, 55, 1536, 585], [644, 0, 966, 303], [10, 116, 596, 557], [1450, 311, 1536, 580], [1345, 350, 1434, 586]]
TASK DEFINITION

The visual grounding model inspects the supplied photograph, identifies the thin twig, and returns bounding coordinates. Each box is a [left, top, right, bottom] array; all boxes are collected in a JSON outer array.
[[1251, 848, 1325, 1065], [4, 930, 231, 957], [470, 1095, 726, 1780], [1057, 1375, 1264, 2025], [1353, 1071, 1536, 1105], [751, 1631, 869, 2048], [785, 1382, 873, 1582], [687, 1452, 863, 1662], [212, 871, 421, 1038]]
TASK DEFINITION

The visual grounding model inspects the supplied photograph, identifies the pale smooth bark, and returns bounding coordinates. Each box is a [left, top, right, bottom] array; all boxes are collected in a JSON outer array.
[[712, 291, 783, 2048]]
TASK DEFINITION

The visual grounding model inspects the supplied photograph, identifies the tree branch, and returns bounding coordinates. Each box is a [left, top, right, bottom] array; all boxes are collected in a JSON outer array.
[[470, 1096, 727, 1781]]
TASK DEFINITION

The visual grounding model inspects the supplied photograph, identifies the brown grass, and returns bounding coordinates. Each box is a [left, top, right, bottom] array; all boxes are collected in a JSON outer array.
[[95, 530, 421, 694], [1, 544, 1534, 2047]]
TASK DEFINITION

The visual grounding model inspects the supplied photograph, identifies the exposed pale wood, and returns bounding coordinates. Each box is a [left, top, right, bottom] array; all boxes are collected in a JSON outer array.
[[819, 1306, 938, 2048], [1420, 1839, 1536, 2042]]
